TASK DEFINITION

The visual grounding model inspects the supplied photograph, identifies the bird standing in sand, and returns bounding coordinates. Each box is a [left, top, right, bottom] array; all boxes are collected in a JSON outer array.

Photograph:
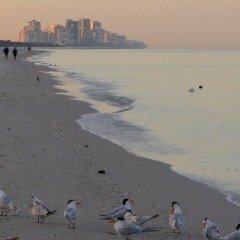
[[169, 201, 184, 233], [0, 190, 16, 216], [203, 218, 221, 240], [31, 195, 56, 223], [63, 200, 80, 228], [109, 217, 157, 240], [124, 210, 159, 225], [100, 198, 134, 220], [219, 224, 240, 240]]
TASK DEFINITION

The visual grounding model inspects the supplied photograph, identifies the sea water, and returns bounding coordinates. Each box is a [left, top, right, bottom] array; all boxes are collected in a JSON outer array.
[[30, 49, 240, 205]]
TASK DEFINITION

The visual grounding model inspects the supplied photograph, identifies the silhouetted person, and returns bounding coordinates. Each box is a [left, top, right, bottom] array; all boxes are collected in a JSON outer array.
[[12, 48, 18, 60], [3, 47, 9, 59], [27, 46, 31, 53]]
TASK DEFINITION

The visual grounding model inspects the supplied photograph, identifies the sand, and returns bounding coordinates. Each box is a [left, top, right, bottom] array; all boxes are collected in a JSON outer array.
[[0, 49, 239, 240]]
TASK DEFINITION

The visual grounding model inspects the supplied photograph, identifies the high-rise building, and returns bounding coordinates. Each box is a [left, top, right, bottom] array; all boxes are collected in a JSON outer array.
[[77, 18, 92, 45], [66, 19, 78, 45], [28, 20, 41, 32], [109, 33, 119, 46], [90, 20, 102, 44], [45, 26, 57, 44], [55, 25, 68, 45], [119, 35, 127, 48]]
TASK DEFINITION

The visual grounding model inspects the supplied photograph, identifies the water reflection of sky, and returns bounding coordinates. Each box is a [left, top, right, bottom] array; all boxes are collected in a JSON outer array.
[[32, 49, 240, 205]]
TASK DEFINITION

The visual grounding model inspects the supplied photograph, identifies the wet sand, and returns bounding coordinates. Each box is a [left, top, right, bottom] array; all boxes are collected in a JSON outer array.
[[0, 50, 239, 240]]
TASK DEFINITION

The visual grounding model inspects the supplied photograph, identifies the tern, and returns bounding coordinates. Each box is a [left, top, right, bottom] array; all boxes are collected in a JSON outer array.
[[124, 210, 159, 225], [110, 217, 158, 240], [100, 198, 134, 220], [0, 190, 16, 216], [219, 224, 240, 240], [169, 201, 184, 233], [64, 199, 81, 228], [203, 218, 221, 240], [31, 195, 56, 223]]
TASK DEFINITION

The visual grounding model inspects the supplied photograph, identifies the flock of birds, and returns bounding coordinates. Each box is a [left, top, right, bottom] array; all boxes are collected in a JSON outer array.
[[1, 190, 240, 239]]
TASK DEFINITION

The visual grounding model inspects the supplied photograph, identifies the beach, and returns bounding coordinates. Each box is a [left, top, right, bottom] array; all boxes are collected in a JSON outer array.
[[0, 50, 239, 240]]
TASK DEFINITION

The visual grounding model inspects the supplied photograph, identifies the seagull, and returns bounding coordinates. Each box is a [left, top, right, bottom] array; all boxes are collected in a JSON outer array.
[[124, 210, 159, 226], [218, 224, 240, 240], [100, 198, 134, 220], [0, 190, 16, 216], [31, 195, 57, 223], [63, 199, 81, 228], [203, 218, 221, 240], [110, 217, 158, 240], [35, 76, 40, 81], [169, 201, 184, 233]]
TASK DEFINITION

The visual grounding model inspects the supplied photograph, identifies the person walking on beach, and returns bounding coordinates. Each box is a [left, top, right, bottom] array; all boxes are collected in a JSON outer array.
[[27, 46, 31, 53], [3, 47, 9, 59], [12, 47, 18, 60]]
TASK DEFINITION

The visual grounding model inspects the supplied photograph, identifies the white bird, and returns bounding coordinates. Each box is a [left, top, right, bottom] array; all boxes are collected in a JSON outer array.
[[219, 224, 240, 240], [31, 195, 57, 223], [110, 217, 158, 240], [169, 201, 184, 233], [0, 190, 16, 216], [203, 218, 221, 240], [188, 87, 195, 92], [100, 198, 134, 220], [64, 199, 80, 228], [124, 210, 159, 226]]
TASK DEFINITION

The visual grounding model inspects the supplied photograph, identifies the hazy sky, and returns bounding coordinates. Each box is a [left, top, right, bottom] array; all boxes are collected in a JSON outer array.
[[1, 0, 240, 49]]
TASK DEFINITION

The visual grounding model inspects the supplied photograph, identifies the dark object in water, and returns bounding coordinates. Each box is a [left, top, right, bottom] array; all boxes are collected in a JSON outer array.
[[199, 85, 203, 89], [84, 145, 89, 148], [98, 170, 106, 174]]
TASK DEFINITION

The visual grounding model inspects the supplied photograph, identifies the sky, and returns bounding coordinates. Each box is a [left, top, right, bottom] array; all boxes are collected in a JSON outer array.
[[1, 0, 240, 49]]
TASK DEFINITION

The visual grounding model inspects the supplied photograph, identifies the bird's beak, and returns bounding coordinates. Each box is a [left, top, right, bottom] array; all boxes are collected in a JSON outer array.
[[108, 220, 116, 224]]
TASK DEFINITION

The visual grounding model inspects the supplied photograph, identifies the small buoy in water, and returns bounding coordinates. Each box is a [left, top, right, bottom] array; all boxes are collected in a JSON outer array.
[[188, 87, 195, 92], [199, 85, 203, 89]]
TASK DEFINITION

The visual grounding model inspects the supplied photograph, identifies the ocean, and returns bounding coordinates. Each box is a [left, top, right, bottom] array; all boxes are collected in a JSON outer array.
[[30, 49, 240, 205]]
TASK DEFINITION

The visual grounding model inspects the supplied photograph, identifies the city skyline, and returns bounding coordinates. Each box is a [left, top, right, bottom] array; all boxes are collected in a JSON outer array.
[[1, 0, 240, 49], [19, 18, 146, 48]]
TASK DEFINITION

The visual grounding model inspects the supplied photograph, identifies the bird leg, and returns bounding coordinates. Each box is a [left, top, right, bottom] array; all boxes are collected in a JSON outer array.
[[73, 223, 75, 228], [1, 210, 3, 216], [37, 218, 40, 223], [41, 218, 44, 223], [68, 223, 71, 228], [178, 229, 181, 234], [5, 212, 7, 216], [174, 229, 176, 233]]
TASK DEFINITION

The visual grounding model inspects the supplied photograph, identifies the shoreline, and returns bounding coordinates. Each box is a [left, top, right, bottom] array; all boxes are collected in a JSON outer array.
[[33, 49, 240, 208], [0, 50, 239, 239]]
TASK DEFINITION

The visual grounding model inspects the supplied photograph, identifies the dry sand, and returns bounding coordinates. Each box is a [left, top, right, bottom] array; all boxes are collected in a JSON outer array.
[[0, 49, 239, 240]]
